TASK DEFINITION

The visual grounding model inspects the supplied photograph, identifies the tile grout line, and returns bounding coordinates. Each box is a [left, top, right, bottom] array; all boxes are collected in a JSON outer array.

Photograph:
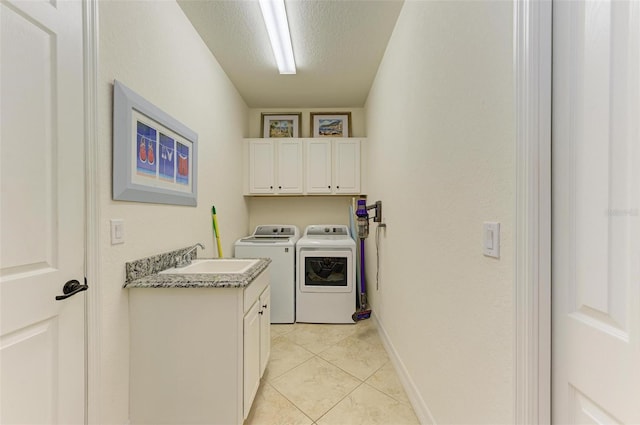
[[260, 377, 316, 424], [263, 323, 415, 423], [313, 380, 368, 424], [284, 329, 370, 422], [271, 330, 365, 422], [268, 353, 327, 424], [278, 323, 399, 394]]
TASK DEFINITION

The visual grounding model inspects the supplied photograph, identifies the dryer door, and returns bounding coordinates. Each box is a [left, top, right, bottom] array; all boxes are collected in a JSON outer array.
[[299, 250, 353, 293]]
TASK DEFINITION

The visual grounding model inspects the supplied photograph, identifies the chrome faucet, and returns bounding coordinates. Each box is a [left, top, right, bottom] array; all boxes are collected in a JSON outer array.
[[176, 243, 205, 268]]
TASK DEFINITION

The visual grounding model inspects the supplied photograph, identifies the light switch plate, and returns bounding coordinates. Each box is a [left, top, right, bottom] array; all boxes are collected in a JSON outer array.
[[111, 219, 125, 245], [483, 222, 500, 258]]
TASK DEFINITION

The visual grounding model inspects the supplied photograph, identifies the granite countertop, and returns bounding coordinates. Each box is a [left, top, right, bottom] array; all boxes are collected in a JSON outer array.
[[123, 258, 271, 289]]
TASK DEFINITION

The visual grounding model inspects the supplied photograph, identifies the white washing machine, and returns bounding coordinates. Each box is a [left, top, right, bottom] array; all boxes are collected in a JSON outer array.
[[296, 225, 356, 324], [234, 225, 299, 323]]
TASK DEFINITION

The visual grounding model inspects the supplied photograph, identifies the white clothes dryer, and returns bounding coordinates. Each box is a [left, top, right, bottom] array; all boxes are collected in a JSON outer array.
[[234, 225, 299, 323], [296, 225, 356, 324]]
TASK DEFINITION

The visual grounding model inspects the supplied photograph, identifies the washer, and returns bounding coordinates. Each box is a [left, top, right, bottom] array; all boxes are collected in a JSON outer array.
[[234, 225, 299, 323], [296, 225, 356, 324]]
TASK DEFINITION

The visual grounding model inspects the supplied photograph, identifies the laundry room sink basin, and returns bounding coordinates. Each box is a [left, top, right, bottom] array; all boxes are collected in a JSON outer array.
[[159, 259, 259, 275]]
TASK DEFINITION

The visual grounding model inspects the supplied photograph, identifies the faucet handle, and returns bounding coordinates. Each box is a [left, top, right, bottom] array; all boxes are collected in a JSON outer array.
[[174, 255, 187, 268]]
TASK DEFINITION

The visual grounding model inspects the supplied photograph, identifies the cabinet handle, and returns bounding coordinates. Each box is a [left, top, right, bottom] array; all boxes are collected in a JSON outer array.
[[258, 310, 263, 315], [337, 186, 340, 189], [270, 186, 273, 189], [278, 186, 282, 189], [262, 304, 267, 308], [328, 185, 331, 189]]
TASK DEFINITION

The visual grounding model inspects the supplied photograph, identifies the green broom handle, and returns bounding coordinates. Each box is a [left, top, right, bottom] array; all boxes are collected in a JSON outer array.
[[211, 205, 223, 258]]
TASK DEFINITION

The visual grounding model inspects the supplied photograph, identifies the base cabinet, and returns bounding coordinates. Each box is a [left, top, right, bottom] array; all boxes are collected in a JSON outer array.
[[243, 299, 261, 419], [243, 285, 270, 418], [259, 287, 271, 376], [129, 270, 270, 425]]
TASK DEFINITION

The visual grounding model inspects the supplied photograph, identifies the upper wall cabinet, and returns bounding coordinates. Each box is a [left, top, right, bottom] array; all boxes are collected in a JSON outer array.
[[244, 138, 363, 196], [305, 139, 361, 195], [245, 139, 304, 194]]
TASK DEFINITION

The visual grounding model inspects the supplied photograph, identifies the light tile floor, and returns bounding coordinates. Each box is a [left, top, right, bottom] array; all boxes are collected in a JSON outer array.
[[245, 320, 419, 425]]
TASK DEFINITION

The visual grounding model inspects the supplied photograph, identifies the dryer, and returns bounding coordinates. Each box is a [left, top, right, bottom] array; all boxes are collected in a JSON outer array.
[[296, 225, 356, 324], [234, 225, 299, 323]]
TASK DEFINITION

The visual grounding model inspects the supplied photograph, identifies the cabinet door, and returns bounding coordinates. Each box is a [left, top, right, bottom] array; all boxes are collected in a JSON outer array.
[[259, 287, 271, 377], [277, 140, 303, 193], [333, 139, 361, 194], [248, 140, 275, 193], [243, 301, 261, 419], [305, 139, 332, 194]]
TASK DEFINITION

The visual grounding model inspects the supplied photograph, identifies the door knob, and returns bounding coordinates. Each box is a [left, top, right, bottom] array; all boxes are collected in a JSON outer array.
[[56, 279, 88, 301]]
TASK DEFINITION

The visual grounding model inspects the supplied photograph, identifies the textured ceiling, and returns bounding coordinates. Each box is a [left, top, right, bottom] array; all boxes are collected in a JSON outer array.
[[177, 0, 404, 108]]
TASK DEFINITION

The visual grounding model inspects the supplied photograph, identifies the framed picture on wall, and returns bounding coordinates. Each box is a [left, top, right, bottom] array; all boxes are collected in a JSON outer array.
[[112, 80, 198, 206], [310, 112, 352, 137], [261, 113, 302, 138]]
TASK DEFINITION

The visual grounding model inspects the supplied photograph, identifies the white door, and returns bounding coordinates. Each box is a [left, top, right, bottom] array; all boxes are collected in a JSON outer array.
[[552, 0, 640, 423], [333, 139, 360, 194], [248, 139, 275, 194], [276, 140, 303, 193], [1, 0, 86, 423], [243, 301, 260, 420], [305, 139, 332, 194], [259, 286, 271, 376]]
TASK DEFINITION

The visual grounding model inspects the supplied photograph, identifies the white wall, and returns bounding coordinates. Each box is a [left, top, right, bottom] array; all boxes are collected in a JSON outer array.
[[246, 108, 365, 232], [248, 107, 366, 138], [365, 1, 515, 423], [97, 2, 249, 423], [246, 196, 354, 239]]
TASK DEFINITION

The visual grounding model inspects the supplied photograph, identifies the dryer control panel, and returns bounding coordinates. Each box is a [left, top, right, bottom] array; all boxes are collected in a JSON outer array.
[[304, 225, 350, 237]]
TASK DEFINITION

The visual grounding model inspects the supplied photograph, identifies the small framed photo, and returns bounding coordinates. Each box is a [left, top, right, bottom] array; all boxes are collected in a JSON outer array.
[[310, 112, 352, 138], [261, 113, 302, 138], [113, 80, 198, 206]]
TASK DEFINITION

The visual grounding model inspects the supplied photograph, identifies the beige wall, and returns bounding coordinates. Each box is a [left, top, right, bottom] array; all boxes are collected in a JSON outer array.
[[95, 1, 516, 423], [248, 107, 366, 138], [244, 196, 355, 243], [246, 107, 366, 233], [97, 2, 249, 423], [364, 1, 515, 423]]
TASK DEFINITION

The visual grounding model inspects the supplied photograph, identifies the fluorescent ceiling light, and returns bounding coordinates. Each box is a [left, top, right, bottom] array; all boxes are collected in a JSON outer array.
[[259, 0, 296, 74]]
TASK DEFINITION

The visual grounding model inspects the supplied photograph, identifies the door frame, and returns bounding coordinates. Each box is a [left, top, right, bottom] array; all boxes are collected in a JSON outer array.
[[79, 1, 554, 422], [514, 0, 552, 423], [83, 0, 101, 423]]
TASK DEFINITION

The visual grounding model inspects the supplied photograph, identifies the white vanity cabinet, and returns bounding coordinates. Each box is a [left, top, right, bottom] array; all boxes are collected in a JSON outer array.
[[243, 286, 271, 417], [259, 286, 271, 375], [245, 139, 303, 194], [128, 269, 270, 425], [305, 138, 361, 195]]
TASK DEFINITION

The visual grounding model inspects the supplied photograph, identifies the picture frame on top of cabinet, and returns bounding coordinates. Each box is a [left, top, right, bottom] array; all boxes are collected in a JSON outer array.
[[261, 113, 302, 138], [310, 112, 352, 137], [112, 80, 198, 206]]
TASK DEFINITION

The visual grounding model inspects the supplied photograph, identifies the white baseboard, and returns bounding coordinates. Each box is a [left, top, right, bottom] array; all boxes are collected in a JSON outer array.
[[373, 313, 437, 425]]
